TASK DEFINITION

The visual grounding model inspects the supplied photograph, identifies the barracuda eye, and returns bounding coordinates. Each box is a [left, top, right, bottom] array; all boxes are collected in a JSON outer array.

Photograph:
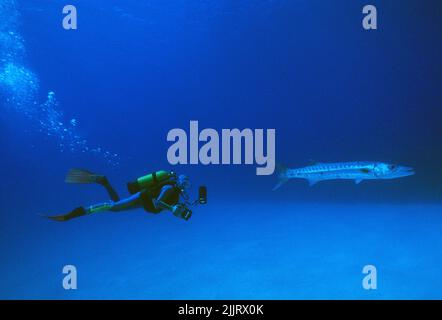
[[389, 165, 396, 170]]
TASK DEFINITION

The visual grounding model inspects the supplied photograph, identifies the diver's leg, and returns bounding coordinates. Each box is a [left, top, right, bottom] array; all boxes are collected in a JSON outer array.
[[87, 192, 143, 214], [45, 193, 143, 222], [108, 192, 143, 212], [97, 176, 120, 202]]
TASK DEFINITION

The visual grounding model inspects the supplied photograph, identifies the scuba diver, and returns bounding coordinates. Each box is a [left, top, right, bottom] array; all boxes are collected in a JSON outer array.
[[45, 169, 205, 222]]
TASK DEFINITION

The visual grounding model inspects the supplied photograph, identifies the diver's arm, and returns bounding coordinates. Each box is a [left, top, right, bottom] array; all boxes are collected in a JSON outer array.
[[154, 198, 191, 220], [153, 185, 175, 212], [155, 199, 191, 220], [153, 199, 174, 212], [153, 185, 191, 220]]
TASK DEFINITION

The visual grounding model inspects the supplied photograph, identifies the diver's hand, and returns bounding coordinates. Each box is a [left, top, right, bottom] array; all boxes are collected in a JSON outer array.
[[172, 204, 183, 215]]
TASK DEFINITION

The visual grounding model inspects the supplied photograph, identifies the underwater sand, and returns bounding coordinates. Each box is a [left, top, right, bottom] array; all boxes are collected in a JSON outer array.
[[1, 201, 441, 299]]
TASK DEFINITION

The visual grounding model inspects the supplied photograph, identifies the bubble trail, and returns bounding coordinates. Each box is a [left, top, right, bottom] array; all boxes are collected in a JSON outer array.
[[0, 0, 120, 166]]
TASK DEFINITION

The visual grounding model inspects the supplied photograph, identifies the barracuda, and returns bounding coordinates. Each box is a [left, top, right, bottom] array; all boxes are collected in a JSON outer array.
[[273, 161, 415, 190]]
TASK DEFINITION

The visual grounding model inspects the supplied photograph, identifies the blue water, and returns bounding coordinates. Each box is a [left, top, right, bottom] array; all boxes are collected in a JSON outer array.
[[0, 0, 441, 299]]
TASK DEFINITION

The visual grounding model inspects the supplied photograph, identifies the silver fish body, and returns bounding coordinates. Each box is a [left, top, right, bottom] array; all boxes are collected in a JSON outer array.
[[274, 161, 414, 190]]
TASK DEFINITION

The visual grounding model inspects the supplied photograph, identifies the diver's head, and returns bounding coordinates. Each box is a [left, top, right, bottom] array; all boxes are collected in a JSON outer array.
[[373, 163, 415, 179], [176, 174, 191, 191]]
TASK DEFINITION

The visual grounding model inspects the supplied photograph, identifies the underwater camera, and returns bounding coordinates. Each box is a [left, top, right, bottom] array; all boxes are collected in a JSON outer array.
[[175, 204, 192, 221], [176, 186, 206, 220]]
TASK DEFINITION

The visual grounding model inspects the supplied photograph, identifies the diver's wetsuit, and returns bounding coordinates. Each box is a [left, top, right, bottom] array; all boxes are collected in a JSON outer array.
[[45, 170, 191, 222], [86, 179, 183, 215]]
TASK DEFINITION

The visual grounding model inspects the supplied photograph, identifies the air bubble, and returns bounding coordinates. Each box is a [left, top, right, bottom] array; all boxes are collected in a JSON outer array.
[[0, 1, 121, 167]]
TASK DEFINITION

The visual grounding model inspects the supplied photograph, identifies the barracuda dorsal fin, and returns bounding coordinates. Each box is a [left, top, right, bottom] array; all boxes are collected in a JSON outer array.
[[355, 179, 363, 184], [308, 179, 319, 186]]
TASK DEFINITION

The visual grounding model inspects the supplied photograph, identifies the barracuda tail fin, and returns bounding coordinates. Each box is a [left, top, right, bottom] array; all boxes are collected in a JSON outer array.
[[273, 163, 289, 191]]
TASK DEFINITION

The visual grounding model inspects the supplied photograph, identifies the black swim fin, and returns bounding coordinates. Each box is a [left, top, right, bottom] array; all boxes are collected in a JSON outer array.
[[65, 168, 104, 184], [43, 207, 87, 222]]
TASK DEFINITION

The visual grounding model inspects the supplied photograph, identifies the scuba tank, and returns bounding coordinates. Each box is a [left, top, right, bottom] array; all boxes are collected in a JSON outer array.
[[127, 170, 176, 194]]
